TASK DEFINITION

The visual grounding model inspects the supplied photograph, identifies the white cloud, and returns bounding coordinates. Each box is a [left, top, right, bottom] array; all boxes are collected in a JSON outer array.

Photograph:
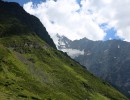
[[23, 0, 130, 42], [61, 48, 84, 58], [23, 0, 106, 41], [85, 0, 130, 41]]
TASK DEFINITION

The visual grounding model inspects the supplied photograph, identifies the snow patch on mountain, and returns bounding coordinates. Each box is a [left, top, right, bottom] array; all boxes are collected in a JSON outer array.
[[61, 48, 84, 58], [53, 34, 84, 58]]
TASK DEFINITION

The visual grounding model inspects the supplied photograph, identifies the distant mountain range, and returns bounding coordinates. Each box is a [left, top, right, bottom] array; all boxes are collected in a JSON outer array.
[[56, 34, 130, 98], [0, 1, 127, 99]]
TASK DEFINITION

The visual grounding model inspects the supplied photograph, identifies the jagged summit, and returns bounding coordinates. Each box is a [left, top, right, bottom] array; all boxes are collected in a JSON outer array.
[[57, 35, 130, 98]]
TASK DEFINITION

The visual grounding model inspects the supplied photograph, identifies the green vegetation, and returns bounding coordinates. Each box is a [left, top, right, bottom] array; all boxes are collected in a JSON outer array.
[[0, 1, 128, 100], [0, 34, 128, 100]]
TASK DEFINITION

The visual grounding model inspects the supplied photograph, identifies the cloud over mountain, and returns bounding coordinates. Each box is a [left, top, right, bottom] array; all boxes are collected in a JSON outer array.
[[23, 0, 130, 42], [23, 0, 106, 41], [87, 0, 130, 41]]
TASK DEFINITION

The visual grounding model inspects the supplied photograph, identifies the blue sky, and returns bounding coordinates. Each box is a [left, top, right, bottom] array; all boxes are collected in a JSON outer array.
[[4, 0, 29, 5], [5, 0, 81, 6], [4, 0, 46, 5], [100, 23, 120, 41], [4, 0, 130, 40]]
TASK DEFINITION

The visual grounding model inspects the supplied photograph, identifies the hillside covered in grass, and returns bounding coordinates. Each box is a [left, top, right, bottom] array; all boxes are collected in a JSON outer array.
[[0, 1, 128, 100]]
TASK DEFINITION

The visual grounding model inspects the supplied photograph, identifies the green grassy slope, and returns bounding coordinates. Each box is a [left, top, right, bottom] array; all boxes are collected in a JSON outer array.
[[0, 34, 128, 100], [0, 1, 128, 100]]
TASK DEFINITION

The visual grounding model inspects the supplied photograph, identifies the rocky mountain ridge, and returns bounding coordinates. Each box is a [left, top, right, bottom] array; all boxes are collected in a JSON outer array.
[[56, 34, 130, 98]]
